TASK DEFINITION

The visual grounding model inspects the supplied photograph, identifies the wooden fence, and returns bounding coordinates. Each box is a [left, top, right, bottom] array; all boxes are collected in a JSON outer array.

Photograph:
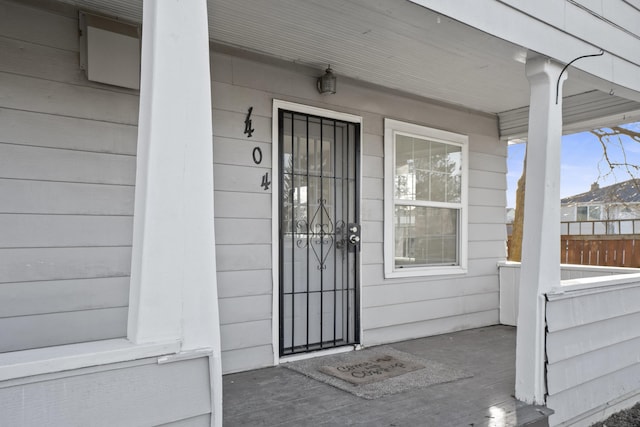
[[507, 219, 640, 268], [507, 236, 640, 268], [560, 235, 640, 267]]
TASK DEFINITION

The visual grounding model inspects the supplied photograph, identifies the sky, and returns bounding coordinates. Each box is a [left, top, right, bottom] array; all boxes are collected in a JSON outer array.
[[506, 122, 640, 208]]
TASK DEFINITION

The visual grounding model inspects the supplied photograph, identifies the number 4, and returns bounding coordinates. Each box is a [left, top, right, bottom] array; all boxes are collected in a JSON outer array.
[[261, 172, 271, 191]]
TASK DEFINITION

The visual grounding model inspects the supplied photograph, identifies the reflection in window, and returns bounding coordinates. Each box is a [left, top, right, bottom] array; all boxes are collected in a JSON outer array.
[[394, 206, 458, 266], [576, 205, 601, 221]]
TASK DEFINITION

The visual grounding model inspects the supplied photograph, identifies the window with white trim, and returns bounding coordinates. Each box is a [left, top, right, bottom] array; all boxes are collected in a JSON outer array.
[[384, 119, 468, 278]]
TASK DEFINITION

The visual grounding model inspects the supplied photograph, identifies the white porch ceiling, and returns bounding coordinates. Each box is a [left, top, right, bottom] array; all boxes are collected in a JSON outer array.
[[57, 0, 638, 129]]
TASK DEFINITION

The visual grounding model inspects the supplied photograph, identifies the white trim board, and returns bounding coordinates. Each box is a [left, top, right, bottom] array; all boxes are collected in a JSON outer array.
[[0, 338, 180, 383]]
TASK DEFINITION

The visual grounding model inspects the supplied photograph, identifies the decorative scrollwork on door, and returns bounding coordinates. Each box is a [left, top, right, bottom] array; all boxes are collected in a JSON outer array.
[[295, 199, 338, 269]]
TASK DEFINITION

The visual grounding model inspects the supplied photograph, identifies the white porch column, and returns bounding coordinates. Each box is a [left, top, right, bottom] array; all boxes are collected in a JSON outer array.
[[515, 55, 566, 404], [128, 0, 222, 423]]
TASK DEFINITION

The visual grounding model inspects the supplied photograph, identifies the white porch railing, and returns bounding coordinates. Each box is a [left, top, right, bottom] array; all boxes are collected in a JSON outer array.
[[499, 262, 640, 426], [498, 261, 638, 326]]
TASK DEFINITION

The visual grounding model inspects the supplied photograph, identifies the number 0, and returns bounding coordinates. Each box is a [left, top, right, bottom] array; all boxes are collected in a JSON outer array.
[[252, 147, 263, 165]]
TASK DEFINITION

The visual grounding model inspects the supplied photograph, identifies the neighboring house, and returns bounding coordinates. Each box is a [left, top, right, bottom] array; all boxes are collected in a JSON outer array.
[[2, 0, 640, 426], [562, 179, 640, 222]]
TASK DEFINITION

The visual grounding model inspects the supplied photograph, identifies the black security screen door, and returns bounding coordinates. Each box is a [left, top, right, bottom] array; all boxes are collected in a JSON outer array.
[[279, 109, 360, 357]]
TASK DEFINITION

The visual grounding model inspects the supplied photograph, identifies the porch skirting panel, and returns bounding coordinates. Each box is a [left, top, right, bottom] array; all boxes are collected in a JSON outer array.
[[0, 356, 212, 426]]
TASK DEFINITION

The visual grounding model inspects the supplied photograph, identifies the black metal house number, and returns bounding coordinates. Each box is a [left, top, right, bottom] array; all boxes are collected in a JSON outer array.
[[252, 147, 263, 165], [261, 172, 271, 190], [244, 107, 255, 138]]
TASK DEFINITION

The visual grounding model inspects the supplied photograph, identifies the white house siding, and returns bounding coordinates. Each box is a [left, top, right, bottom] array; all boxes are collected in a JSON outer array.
[[545, 278, 640, 426], [0, 356, 212, 426], [211, 49, 505, 373], [0, 0, 137, 352]]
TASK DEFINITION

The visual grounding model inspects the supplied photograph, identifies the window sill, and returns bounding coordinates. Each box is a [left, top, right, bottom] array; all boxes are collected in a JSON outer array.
[[385, 265, 467, 279], [0, 338, 180, 382]]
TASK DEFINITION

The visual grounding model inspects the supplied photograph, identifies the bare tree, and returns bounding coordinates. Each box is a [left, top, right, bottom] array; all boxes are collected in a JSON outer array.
[[509, 152, 526, 261], [591, 126, 640, 186], [508, 125, 640, 261]]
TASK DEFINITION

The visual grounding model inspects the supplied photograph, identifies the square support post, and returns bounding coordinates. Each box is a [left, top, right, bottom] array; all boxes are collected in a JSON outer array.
[[128, 0, 222, 425], [515, 55, 566, 405]]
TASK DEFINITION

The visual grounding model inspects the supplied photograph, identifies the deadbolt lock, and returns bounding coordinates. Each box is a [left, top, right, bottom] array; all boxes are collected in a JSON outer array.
[[348, 223, 361, 250]]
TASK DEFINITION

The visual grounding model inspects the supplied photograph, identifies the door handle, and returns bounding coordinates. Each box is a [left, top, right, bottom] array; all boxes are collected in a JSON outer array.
[[348, 223, 361, 250]]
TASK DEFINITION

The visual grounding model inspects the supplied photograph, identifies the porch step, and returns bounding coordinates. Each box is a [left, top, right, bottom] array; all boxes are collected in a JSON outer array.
[[515, 400, 554, 427]]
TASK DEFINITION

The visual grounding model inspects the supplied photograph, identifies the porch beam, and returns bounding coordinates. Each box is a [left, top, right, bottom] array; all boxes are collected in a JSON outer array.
[[128, 0, 221, 423], [515, 54, 565, 405]]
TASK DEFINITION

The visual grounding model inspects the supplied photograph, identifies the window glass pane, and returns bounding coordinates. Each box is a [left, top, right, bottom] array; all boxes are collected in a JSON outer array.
[[412, 138, 431, 170], [447, 175, 461, 203], [394, 206, 459, 267], [321, 121, 334, 176], [430, 172, 446, 202], [394, 136, 462, 203], [416, 169, 430, 200], [395, 135, 414, 200], [291, 114, 308, 174], [446, 145, 462, 202], [441, 236, 457, 263], [588, 206, 601, 220], [308, 117, 321, 174], [577, 206, 588, 221], [430, 141, 447, 172]]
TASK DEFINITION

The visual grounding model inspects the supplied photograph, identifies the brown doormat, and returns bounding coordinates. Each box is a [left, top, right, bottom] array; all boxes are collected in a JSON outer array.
[[283, 346, 471, 399], [320, 354, 424, 385]]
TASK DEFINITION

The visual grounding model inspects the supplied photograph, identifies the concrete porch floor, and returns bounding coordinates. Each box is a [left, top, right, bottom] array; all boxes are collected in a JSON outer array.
[[223, 325, 550, 426]]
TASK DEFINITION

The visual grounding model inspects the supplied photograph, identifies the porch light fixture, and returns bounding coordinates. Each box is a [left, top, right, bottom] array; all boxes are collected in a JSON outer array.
[[317, 66, 337, 95]]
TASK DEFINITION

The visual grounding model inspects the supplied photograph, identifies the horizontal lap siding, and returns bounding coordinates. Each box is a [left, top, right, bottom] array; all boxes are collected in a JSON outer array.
[[212, 56, 274, 373], [546, 282, 640, 426], [0, 1, 137, 352], [212, 50, 504, 372]]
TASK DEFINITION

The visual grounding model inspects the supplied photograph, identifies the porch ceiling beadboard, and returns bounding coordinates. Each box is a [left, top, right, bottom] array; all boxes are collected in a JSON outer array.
[[58, 0, 599, 117]]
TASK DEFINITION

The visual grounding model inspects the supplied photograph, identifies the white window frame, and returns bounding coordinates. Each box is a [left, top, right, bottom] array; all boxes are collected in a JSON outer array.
[[384, 118, 468, 278]]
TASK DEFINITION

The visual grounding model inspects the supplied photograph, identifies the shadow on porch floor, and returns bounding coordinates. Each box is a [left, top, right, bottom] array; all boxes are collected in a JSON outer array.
[[223, 325, 550, 426]]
